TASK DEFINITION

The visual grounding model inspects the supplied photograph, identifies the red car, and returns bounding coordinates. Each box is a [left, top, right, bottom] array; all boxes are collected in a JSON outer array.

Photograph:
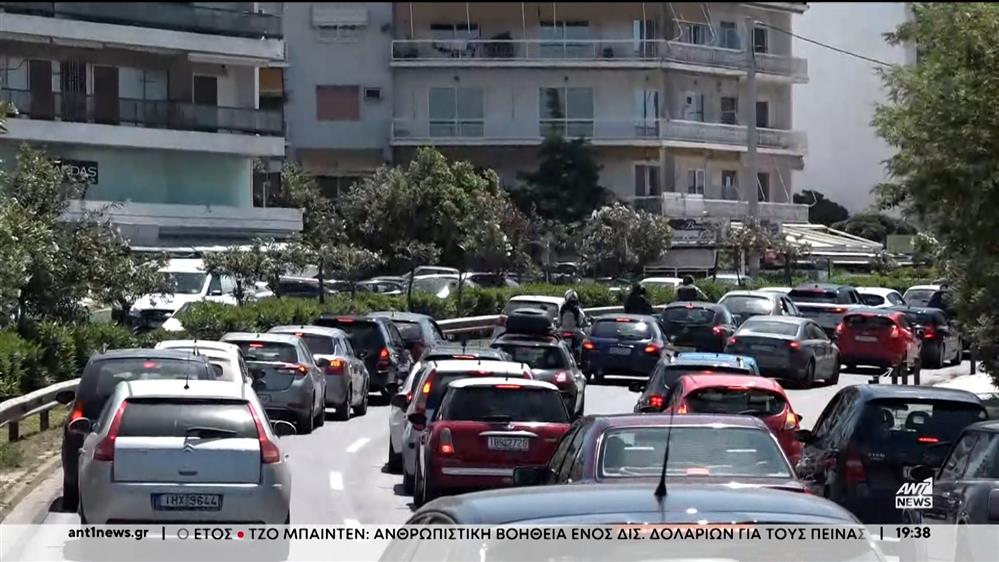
[[836, 310, 923, 382], [410, 378, 571, 506], [663, 374, 803, 465]]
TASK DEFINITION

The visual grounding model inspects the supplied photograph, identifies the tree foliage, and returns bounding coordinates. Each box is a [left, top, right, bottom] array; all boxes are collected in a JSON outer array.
[[793, 189, 850, 226], [873, 3, 999, 378], [514, 134, 612, 224], [832, 212, 916, 244], [579, 204, 672, 276], [203, 239, 300, 305]]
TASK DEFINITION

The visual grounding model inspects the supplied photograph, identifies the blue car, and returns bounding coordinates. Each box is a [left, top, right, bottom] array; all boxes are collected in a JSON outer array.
[[581, 314, 668, 382], [674, 352, 760, 375], [630, 353, 762, 412]]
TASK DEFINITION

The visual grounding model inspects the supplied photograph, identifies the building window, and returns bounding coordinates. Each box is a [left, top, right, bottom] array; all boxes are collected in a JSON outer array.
[[317, 25, 361, 41], [315, 176, 363, 199], [316, 86, 360, 121], [259, 67, 284, 112], [634, 164, 661, 197], [719, 21, 740, 49], [430, 23, 480, 56], [720, 96, 738, 125], [540, 21, 590, 58], [687, 169, 705, 195], [753, 27, 769, 53], [429, 87, 483, 137], [539, 87, 593, 137], [679, 22, 708, 45], [756, 100, 770, 128], [682, 91, 705, 122], [253, 170, 283, 208], [635, 89, 659, 136], [757, 172, 771, 202], [721, 170, 739, 200]]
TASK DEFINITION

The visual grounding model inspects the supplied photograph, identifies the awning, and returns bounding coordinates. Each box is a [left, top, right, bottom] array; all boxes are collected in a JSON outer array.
[[312, 4, 368, 27]]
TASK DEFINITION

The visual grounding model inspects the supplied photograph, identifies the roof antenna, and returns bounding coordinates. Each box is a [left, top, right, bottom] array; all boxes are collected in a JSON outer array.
[[183, 358, 191, 391], [654, 400, 677, 501]]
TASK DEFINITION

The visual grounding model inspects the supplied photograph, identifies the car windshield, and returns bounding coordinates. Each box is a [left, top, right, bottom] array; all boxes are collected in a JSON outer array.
[[591, 319, 653, 340], [904, 289, 938, 307], [413, 277, 455, 294], [320, 320, 383, 351], [897, 310, 940, 327], [230, 341, 298, 363], [720, 296, 773, 315], [393, 321, 424, 342], [440, 386, 568, 423], [164, 272, 207, 295], [89, 358, 218, 401], [117, 399, 256, 438], [788, 289, 839, 304], [494, 345, 569, 370], [503, 301, 559, 317], [953, 432, 999, 479], [662, 307, 715, 324], [737, 320, 800, 337], [686, 387, 787, 417], [599, 426, 791, 478], [855, 399, 987, 454]]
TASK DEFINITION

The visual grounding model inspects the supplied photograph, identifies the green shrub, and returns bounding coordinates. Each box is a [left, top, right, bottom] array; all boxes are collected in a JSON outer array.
[[177, 302, 255, 340], [135, 328, 186, 348], [70, 323, 138, 370], [31, 321, 77, 383], [0, 330, 32, 397], [829, 273, 932, 294]]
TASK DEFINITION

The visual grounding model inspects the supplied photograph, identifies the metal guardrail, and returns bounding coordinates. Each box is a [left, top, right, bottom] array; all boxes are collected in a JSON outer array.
[[0, 378, 78, 441]]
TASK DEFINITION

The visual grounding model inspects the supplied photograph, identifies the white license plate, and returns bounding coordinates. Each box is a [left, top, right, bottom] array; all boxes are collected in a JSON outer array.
[[609, 347, 632, 356], [752, 345, 775, 352], [855, 335, 878, 342], [154, 494, 222, 511], [487, 436, 529, 451]]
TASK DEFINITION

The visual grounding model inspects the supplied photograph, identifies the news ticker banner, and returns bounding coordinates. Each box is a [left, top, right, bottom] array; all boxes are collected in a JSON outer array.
[[1, 524, 998, 562]]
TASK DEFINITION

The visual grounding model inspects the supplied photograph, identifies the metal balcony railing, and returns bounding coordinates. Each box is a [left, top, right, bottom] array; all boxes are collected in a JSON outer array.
[[0, 2, 282, 39], [1, 88, 284, 136]]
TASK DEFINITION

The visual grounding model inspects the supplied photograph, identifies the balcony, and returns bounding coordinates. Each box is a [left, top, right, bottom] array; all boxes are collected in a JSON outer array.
[[390, 38, 807, 81], [391, 118, 806, 155], [630, 193, 809, 222], [0, 2, 282, 39]]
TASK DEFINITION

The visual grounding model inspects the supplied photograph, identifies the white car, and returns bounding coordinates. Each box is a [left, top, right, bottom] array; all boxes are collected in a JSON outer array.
[[857, 287, 906, 308], [73, 379, 294, 524], [490, 294, 566, 340], [130, 258, 238, 329], [712, 272, 754, 287], [639, 276, 684, 290], [758, 286, 793, 295], [153, 340, 251, 384]]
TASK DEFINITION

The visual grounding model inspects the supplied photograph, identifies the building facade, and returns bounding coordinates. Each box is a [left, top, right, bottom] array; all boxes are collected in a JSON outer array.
[[0, 2, 302, 246], [283, 2, 810, 225]]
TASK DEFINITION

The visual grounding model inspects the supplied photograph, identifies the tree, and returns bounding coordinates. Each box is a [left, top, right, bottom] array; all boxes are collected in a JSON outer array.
[[832, 212, 916, 244], [85, 219, 170, 324], [202, 239, 298, 305], [793, 189, 850, 226], [722, 220, 774, 283], [579, 204, 672, 277], [514, 134, 612, 224], [391, 241, 442, 311], [873, 3, 999, 377], [324, 245, 383, 299], [771, 234, 811, 285]]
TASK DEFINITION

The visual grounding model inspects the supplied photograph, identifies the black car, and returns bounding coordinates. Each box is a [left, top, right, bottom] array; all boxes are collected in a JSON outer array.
[[581, 314, 668, 382], [367, 311, 448, 362], [490, 338, 587, 417], [272, 277, 335, 299], [725, 316, 840, 387], [887, 305, 963, 368], [461, 272, 520, 288], [315, 314, 413, 395], [54, 349, 218, 510], [795, 384, 987, 524], [659, 302, 736, 353]]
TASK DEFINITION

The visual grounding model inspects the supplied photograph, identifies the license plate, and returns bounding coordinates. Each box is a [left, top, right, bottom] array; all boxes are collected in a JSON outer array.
[[487, 436, 529, 451], [752, 344, 775, 352], [609, 347, 632, 356], [154, 494, 222, 511], [258, 394, 271, 403], [673, 346, 697, 353], [856, 335, 878, 342]]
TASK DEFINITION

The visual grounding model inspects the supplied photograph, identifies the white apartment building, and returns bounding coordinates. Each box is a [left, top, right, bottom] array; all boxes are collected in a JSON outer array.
[[0, 2, 302, 246], [284, 2, 810, 227]]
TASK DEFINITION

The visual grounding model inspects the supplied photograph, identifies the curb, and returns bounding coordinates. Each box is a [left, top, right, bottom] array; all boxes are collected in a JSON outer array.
[[0, 453, 62, 525]]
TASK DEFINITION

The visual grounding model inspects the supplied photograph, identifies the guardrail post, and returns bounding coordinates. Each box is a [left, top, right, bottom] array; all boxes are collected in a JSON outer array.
[[40, 409, 49, 431], [970, 346, 977, 375], [8, 420, 18, 442]]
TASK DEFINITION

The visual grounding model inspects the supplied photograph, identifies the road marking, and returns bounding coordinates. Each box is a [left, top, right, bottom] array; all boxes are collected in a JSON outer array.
[[329, 471, 343, 490], [343, 518, 360, 526], [345, 437, 370, 453]]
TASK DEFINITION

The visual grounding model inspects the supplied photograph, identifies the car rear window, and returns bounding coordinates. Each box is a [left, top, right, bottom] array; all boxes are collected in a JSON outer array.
[[298, 334, 335, 355], [591, 319, 653, 340], [85, 358, 217, 402], [788, 289, 839, 304], [319, 320, 383, 351], [855, 399, 987, 450], [493, 344, 569, 370], [425, 352, 506, 363], [654, 365, 755, 391], [502, 301, 559, 317], [662, 307, 716, 324], [393, 321, 424, 342], [230, 341, 298, 363], [441, 386, 568, 423], [897, 310, 941, 327], [860, 294, 885, 306], [599, 427, 791, 478], [719, 296, 773, 315], [737, 320, 800, 337], [117, 400, 256, 438], [247, 362, 305, 392], [904, 289, 937, 307], [686, 387, 787, 417], [843, 315, 895, 331]]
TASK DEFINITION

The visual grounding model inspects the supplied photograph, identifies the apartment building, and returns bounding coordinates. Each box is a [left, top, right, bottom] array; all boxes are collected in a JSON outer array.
[[0, 2, 302, 246]]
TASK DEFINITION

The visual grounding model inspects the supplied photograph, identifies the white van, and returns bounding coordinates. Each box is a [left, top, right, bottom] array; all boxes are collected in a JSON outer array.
[[129, 258, 238, 329]]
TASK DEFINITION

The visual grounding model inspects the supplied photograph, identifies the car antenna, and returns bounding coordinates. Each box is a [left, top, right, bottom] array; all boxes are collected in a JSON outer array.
[[183, 360, 191, 391], [654, 402, 676, 501]]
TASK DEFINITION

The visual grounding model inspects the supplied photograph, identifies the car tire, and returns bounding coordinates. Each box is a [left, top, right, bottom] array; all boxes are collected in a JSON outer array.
[[927, 346, 943, 370], [334, 389, 351, 421], [950, 346, 963, 366], [62, 476, 79, 512], [297, 408, 314, 435], [828, 358, 840, 385], [576, 392, 586, 418], [403, 471, 415, 495], [314, 395, 326, 427], [353, 382, 369, 416], [912, 360, 922, 386], [413, 458, 425, 507], [421, 468, 438, 506], [387, 440, 403, 473]]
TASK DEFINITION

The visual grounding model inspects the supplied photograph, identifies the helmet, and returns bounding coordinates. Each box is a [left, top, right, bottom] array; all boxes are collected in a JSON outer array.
[[564, 290, 579, 304]]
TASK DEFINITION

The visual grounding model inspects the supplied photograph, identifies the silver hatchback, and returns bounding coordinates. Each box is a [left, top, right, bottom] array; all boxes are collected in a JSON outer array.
[[73, 379, 295, 524]]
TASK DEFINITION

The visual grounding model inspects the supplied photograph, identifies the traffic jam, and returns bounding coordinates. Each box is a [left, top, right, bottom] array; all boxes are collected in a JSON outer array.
[[52, 279, 998, 531]]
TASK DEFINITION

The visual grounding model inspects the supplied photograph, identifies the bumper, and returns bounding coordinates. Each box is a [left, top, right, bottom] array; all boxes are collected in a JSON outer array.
[[839, 353, 900, 368], [324, 375, 349, 406], [432, 465, 521, 491], [584, 353, 658, 378], [369, 369, 394, 391]]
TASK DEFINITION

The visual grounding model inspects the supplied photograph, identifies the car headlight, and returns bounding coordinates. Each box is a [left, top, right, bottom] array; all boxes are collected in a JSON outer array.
[[128, 308, 141, 318]]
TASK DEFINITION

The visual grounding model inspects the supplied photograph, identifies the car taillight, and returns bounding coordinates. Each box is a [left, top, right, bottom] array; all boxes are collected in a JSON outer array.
[[377, 347, 391, 369], [923, 325, 936, 340], [69, 400, 85, 423], [844, 449, 866, 484], [421, 381, 432, 395], [644, 343, 661, 355], [889, 325, 900, 339], [248, 404, 281, 464], [326, 358, 346, 375], [439, 428, 455, 455], [727, 336, 738, 346], [676, 402, 688, 414], [648, 395, 665, 410], [789, 341, 801, 350], [496, 315, 507, 326], [554, 371, 568, 384], [296, 364, 309, 376], [94, 401, 128, 462], [712, 326, 724, 336], [832, 307, 846, 314], [582, 340, 594, 350], [917, 436, 940, 444], [835, 323, 844, 336], [784, 410, 799, 430]]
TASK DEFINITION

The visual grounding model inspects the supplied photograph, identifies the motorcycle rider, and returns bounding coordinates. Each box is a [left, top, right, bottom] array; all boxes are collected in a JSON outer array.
[[675, 276, 710, 302], [559, 290, 587, 359], [624, 283, 655, 315]]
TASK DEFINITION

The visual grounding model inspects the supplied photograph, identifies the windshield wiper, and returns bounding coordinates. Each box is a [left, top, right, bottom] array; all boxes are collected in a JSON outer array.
[[185, 426, 238, 439]]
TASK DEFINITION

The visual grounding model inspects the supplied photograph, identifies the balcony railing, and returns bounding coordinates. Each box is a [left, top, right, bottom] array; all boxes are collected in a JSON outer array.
[[0, 2, 282, 39], [391, 38, 807, 79], [391, 118, 805, 152], [629, 193, 810, 222], [1, 88, 283, 136]]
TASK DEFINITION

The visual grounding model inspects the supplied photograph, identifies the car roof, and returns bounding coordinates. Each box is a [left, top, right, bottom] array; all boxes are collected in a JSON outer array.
[[508, 295, 564, 305], [90, 348, 212, 362], [887, 305, 946, 316], [428, 360, 529, 374], [664, 302, 725, 311], [589, 412, 769, 429], [842, 308, 900, 318], [906, 284, 944, 292], [680, 374, 784, 392], [446, 377, 559, 391], [641, 276, 683, 283], [853, 384, 983, 404], [741, 315, 809, 325], [415, 482, 857, 525], [220, 332, 303, 345], [366, 311, 433, 322], [719, 290, 778, 300], [964, 420, 999, 433], [593, 313, 660, 321], [758, 287, 792, 293], [491, 339, 562, 349], [426, 345, 507, 357], [791, 283, 852, 291], [115, 378, 250, 400], [674, 352, 757, 366], [153, 340, 240, 354], [268, 325, 347, 338], [857, 287, 899, 296], [159, 258, 205, 273]]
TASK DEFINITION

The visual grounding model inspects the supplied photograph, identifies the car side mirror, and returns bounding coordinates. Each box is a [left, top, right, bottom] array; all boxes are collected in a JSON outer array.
[[271, 420, 296, 438], [908, 465, 936, 482], [315, 357, 331, 368], [55, 390, 76, 405], [628, 382, 646, 393], [391, 393, 410, 409], [408, 412, 427, 427], [512, 466, 548, 487], [357, 350, 369, 359], [794, 429, 815, 444], [68, 417, 92, 434]]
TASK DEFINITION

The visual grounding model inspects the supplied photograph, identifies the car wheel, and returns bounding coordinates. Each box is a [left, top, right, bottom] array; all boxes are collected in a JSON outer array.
[[828, 358, 840, 385], [297, 408, 314, 435], [421, 465, 438, 505], [413, 458, 426, 507], [314, 395, 326, 427], [403, 471, 415, 495], [950, 346, 963, 366], [353, 382, 369, 416], [334, 388, 351, 421], [802, 360, 815, 389], [893, 360, 906, 385], [62, 475, 79, 512], [912, 360, 922, 386], [387, 440, 403, 473]]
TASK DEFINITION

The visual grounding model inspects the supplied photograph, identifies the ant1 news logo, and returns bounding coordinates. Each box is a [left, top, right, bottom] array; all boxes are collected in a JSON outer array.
[[895, 477, 933, 509]]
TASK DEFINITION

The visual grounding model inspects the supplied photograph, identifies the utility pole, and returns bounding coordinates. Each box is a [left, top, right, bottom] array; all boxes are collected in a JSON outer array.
[[744, 15, 760, 277]]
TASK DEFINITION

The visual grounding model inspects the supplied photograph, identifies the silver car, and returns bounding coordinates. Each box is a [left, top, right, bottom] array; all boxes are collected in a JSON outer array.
[[267, 325, 370, 421], [73, 379, 295, 524], [221, 332, 326, 434]]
